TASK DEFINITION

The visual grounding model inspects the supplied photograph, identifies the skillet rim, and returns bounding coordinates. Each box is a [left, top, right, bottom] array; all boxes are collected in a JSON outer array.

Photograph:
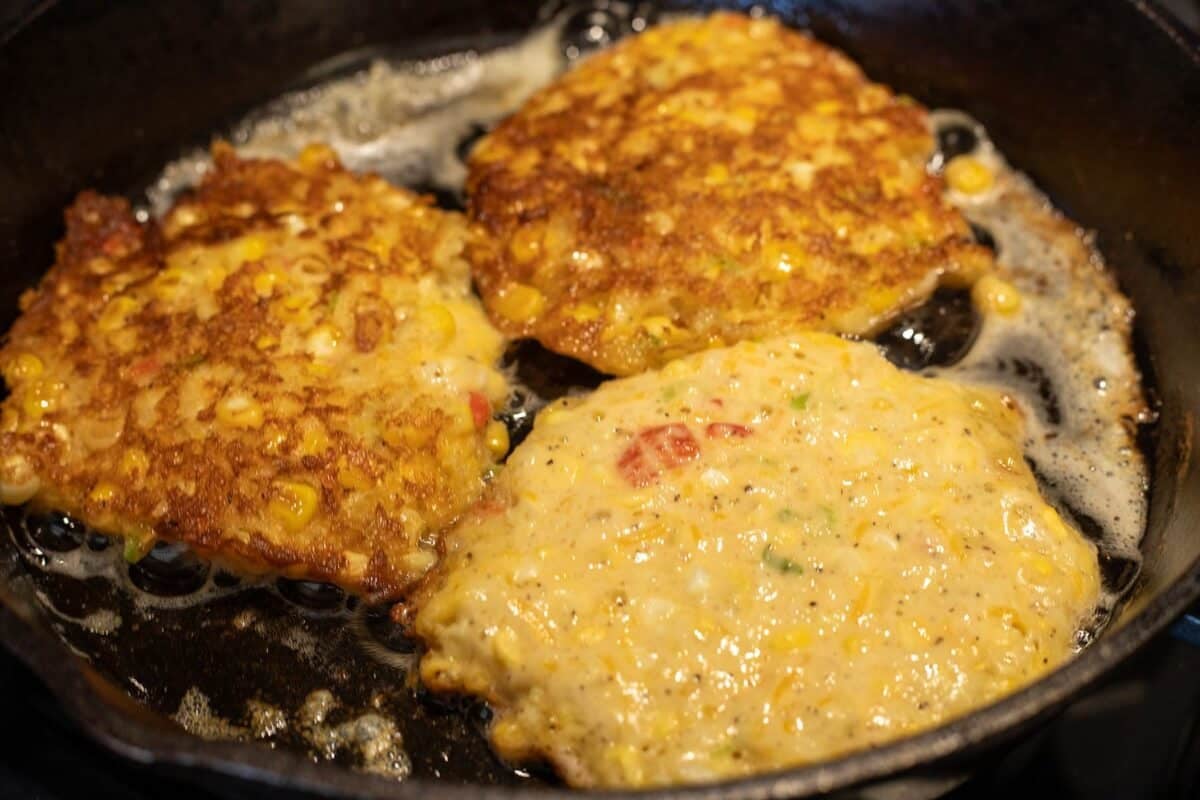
[[0, 0, 1198, 796]]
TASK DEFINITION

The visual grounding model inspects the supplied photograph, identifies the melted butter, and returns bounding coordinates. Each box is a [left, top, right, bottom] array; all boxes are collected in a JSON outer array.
[[930, 111, 1148, 598]]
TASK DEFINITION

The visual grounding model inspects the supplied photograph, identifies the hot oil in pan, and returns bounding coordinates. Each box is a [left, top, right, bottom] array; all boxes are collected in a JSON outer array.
[[0, 0, 1152, 785]]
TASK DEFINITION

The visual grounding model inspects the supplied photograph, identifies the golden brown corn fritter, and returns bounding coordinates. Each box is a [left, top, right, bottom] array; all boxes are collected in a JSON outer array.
[[468, 13, 994, 376], [0, 143, 511, 599]]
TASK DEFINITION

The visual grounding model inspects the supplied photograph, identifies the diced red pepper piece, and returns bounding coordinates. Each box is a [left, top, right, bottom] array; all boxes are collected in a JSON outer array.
[[128, 355, 161, 382], [705, 422, 753, 439], [468, 391, 490, 430], [617, 423, 701, 488]]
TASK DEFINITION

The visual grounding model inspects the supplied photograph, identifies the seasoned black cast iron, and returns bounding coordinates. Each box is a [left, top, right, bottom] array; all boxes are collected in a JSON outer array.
[[1, 1, 1198, 798]]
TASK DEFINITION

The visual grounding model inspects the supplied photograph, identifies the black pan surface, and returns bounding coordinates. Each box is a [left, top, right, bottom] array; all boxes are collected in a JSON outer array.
[[1, 1, 1199, 798]]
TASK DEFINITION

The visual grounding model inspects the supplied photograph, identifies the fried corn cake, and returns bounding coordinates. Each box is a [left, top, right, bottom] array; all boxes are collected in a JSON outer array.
[[414, 334, 1101, 787], [0, 143, 511, 599], [467, 13, 994, 376]]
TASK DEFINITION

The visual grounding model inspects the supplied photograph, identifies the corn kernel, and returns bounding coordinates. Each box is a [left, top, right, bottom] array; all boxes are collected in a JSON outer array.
[[640, 315, 677, 340], [484, 420, 510, 459], [298, 423, 330, 457], [569, 302, 601, 322], [97, 296, 139, 334], [770, 625, 814, 651], [4, 353, 43, 383], [0, 454, 40, 504], [704, 163, 730, 186], [337, 465, 373, 491], [306, 324, 341, 359], [763, 241, 805, 277], [216, 393, 264, 428], [493, 283, 545, 324], [401, 549, 438, 575], [814, 99, 842, 115], [120, 448, 150, 479], [22, 380, 62, 419], [491, 626, 521, 667], [945, 155, 994, 195], [88, 481, 118, 504], [252, 269, 282, 298], [204, 265, 230, 293], [972, 274, 1022, 315], [508, 223, 543, 264], [421, 304, 457, 343], [491, 717, 525, 753], [298, 143, 337, 171], [255, 334, 279, 350], [269, 480, 320, 532], [237, 235, 268, 263]]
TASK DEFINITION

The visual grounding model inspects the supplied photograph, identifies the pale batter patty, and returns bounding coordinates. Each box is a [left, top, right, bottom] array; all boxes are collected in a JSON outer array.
[[414, 333, 1101, 787]]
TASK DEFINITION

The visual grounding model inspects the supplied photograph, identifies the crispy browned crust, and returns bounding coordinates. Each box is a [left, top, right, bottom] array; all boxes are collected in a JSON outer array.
[[0, 143, 509, 600], [467, 13, 994, 376]]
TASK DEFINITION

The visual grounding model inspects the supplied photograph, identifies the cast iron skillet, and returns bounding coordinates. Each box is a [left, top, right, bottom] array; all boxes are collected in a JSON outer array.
[[1, 0, 1199, 797]]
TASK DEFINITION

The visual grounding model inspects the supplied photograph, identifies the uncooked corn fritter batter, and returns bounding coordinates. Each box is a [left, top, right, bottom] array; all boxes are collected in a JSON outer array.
[[414, 334, 1102, 788]]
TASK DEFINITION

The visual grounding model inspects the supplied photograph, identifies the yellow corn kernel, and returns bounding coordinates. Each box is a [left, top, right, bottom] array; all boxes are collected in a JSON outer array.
[[120, 448, 150, 479], [491, 717, 525, 754], [305, 362, 333, 378], [236, 235, 268, 263], [508, 223, 544, 264], [401, 548, 438, 575], [252, 269, 282, 298], [298, 143, 337, 171], [569, 302, 601, 323], [88, 481, 118, 505], [729, 104, 758, 133], [281, 287, 319, 313], [972, 274, 1022, 315], [4, 352, 43, 383], [484, 420, 510, 459], [216, 394, 264, 429], [269, 480, 320, 532], [22, 380, 63, 419], [0, 453, 40, 504], [814, 99, 842, 115], [298, 424, 331, 458], [762, 241, 805, 276], [491, 626, 521, 667], [255, 334, 279, 351], [770, 625, 814, 651], [306, 324, 341, 359], [640, 315, 677, 340], [204, 265, 230, 293], [605, 744, 645, 784], [421, 304, 457, 343], [337, 465, 373, 491], [1023, 551, 1056, 579], [534, 400, 569, 430], [493, 283, 545, 324], [866, 286, 901, 313], [945, 155, 994, 195], [842, 636, 869, 656], [704, 163, 730, 186], [97, 296, 139, 333]]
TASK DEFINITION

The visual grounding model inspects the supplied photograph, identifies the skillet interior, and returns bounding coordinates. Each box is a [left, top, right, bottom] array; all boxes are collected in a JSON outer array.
[[1, 1, 1199, 797]]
